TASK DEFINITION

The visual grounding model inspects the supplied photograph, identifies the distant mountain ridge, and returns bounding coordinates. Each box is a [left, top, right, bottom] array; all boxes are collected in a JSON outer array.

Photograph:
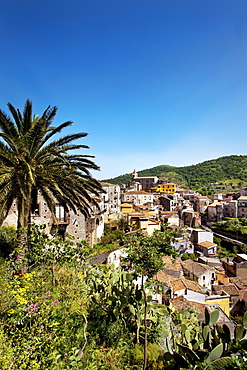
[[103, 155, 247, 189]]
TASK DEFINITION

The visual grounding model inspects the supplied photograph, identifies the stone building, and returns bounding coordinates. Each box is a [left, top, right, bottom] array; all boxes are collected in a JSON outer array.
[[130, 169, 158, 191], [3, 192, 105, 246], [237, 196, 247, 218], [100, 182, 121, 221]]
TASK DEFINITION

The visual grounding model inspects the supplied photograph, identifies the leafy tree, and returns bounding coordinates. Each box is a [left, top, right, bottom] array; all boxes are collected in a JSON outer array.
[[0, 99, 102, 245], [181, 252, 196, 261], [123, 229, 178, 369]]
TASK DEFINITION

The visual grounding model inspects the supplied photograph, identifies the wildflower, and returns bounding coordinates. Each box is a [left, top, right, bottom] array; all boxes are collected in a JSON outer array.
[[45, 291, 51, 296], [40, 325, 44, 330], [8, 253, 13, 258], [64, 353, 68, 358]]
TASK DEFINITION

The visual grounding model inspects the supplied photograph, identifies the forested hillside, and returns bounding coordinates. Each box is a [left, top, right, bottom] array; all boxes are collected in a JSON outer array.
[[104, 155, 247, 189]]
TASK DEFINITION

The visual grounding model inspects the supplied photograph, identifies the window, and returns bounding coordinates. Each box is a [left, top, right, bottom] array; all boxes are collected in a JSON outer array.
[[55, 204, 66, 222], [31, 189, 40, 216]]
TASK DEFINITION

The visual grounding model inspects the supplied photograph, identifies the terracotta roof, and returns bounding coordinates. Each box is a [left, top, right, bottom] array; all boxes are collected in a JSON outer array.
[[154, 270, 178, 284], [182, 279, 204, 294], [198, 241, 217, 249], [148, 220, 160, 226], [162, 256, 182, 272], [169, 279, 186, 292], [155, 270, 203, 294], [171, 296, 205, 320], [161, 211, 179, 219], [182, 259, 216, 276], [239, 289, 247, 301], [124, 191, 151, 195], [143, 211, 157, 217], [208, 202, 223, 207], [212, 284, 239, 297], [101, 182, 116, 186], [229, 277, 247, 287]]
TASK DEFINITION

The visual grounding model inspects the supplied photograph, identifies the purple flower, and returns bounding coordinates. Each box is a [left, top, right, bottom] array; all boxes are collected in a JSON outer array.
[[8, 254, 13, 258], [45, 291, 51, 296], [40, 325, 44, 330], [26, 307, 31, 311], [64, 353, 68, 358]]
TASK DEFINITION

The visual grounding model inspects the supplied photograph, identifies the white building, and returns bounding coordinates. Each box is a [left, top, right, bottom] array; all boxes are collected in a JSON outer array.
[[100, 182, 121, 220], [121, 190, 153, 206]]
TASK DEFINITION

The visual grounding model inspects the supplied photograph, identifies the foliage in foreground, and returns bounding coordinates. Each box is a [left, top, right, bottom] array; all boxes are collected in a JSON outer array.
[[1, 225, 247, 369]]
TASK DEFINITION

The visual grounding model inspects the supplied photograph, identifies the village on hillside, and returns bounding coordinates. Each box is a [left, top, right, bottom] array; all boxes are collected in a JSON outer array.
[[4, 169, 247, 331]]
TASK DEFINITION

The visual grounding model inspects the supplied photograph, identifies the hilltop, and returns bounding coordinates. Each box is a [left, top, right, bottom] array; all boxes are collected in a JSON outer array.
[[103, 155, 247, 192]]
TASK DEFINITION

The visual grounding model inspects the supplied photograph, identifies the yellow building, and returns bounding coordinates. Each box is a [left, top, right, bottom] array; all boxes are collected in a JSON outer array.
[[205, 295, 230, 316], [120, 203, 133, 214], [215, 267, 229, 284], [155, 183, 176, 194]]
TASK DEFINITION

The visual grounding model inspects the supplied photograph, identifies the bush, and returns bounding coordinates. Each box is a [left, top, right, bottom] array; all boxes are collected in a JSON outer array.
[[0, 226, 17, 258]]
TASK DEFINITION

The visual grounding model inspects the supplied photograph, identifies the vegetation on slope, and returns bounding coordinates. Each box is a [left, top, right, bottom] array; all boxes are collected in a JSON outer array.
[[1, 225, 247, 369], [104, 155, 247, 191]]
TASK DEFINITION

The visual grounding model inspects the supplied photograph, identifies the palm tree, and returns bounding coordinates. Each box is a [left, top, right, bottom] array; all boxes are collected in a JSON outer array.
[[0, 99, 102, 236]]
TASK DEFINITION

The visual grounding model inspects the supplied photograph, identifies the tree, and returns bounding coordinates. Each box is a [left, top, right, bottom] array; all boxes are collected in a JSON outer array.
[[0, 99, 102, 239], [124, 230, 178, 370]]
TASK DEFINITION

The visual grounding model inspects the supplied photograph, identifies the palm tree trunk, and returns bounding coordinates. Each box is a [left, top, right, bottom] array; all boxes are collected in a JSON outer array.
[[17, 193, 31, 253]]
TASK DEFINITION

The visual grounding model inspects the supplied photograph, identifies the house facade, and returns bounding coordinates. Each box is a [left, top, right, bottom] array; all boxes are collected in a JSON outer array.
[[3, 192, 105, 246], [182, 259, 216, 290], [237, 196, 247, 218], [121, 191, 153, 206], [100, 182, 121, 220]]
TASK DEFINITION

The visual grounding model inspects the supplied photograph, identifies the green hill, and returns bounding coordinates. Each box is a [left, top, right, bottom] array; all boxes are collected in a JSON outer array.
[[103, 155, 247, 192]]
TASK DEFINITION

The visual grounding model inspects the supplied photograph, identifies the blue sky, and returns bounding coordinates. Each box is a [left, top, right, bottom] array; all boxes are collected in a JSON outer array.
[[1, 0, 247, 179]]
